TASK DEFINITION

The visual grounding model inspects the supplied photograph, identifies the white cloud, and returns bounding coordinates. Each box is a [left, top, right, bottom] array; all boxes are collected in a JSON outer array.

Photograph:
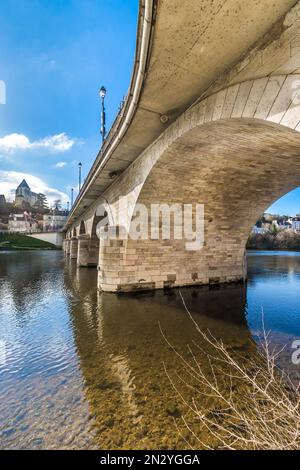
[[54, 161, 67, 168], [0, 171, 69, 205], [0, 132, 76, 153]]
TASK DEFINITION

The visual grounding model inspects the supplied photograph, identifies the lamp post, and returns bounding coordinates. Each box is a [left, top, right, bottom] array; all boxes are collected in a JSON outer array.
[[78, 162, 82, 192], [71, 188, 74, 207], [99, 86, 106, 145]]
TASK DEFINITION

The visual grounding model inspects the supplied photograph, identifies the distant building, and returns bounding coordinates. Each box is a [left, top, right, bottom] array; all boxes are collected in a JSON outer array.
[[8, 213, 38, 233], [15, 179, 44, 209], [43, 214, 67, 232], [277, 219, 293, 230], [253, 214, 295, 234], [252, 226, 267, 234]]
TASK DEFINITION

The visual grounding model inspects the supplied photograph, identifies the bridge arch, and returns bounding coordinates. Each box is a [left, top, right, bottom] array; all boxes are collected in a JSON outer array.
[[79, 220, 86, 235], [98, 75, 300, 292]]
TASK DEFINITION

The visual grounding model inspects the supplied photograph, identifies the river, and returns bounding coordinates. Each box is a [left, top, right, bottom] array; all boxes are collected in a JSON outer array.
[[0, 250, 299, 449]]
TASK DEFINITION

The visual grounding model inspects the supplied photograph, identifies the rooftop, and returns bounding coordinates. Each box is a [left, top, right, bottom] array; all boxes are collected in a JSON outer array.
[[17, 179, 30, 189]]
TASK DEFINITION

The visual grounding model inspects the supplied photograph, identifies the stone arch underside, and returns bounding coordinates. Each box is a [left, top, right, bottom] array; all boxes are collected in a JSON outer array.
[[99, 118, 300, 292]]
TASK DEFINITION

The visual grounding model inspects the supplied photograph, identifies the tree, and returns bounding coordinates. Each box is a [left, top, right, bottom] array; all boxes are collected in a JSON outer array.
[[53, 199, 62, 213]]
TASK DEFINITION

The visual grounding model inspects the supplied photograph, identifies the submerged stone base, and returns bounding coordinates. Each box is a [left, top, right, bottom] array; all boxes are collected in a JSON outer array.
[[98, 275, 246, 293]]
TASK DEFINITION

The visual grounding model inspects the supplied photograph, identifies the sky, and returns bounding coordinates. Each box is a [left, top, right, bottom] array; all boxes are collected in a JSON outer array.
[[0, 0, 299, 215], [0, 0, 138, 206]]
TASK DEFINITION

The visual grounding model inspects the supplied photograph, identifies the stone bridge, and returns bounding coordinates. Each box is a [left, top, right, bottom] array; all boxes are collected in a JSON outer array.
[[64, 0, 300, 292]]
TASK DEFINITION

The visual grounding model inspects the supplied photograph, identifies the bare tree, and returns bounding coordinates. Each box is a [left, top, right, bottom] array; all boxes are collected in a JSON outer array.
[[53, 199, 62, 213]]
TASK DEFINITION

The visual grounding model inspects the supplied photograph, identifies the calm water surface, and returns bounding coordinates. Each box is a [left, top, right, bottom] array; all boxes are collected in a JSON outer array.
[[0, 250, 300, 449]]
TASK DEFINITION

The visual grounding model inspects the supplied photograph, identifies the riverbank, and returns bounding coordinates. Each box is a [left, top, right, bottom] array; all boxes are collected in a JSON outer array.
[[0, 233, 58, 250]]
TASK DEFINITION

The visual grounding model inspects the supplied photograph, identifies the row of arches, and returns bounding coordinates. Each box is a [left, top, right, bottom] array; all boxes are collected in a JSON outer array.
[[64, 210, 110, 268], [64, 75, 300, 292]]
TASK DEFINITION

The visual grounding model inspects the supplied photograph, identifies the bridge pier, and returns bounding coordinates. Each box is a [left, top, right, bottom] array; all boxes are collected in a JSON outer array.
[[96, 225, 247, 293], [87, 235, 99, 266], [77, 234, 93, 267], [65, 239, 71, 257], [70, 237, 78, 259], [98, 226, 127, 292], [62, 239, 67, 253]]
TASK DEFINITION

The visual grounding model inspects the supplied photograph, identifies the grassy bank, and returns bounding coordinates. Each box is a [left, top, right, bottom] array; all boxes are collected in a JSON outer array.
[[0, 233, 58, 250]]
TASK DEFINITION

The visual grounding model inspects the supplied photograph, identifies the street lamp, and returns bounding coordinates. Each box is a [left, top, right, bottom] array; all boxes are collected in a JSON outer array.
[[71, 188, 74, 207], [78, 162, 82, 192], [99, 86, 106, 144]]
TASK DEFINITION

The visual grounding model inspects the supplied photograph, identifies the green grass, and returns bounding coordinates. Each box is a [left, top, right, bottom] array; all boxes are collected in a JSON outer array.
[[0, 233, 58, 250]]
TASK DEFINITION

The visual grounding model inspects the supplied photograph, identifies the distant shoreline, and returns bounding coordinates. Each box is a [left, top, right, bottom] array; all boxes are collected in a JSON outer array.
[[247, 248, 300, 252], [247, 232, 300, 252], [0, 246, 59, 251]]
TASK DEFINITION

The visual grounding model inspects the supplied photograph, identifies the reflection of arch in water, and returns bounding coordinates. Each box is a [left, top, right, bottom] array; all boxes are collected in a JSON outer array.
[[66, 267, 254, 449]]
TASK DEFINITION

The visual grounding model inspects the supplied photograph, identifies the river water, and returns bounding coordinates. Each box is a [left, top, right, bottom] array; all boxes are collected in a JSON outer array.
[[0, 250, 299, 449]]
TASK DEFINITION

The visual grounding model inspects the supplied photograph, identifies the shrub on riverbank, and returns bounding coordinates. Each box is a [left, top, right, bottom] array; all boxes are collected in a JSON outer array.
[[0, 233, 58, 250], [247, 230, 300, 250]]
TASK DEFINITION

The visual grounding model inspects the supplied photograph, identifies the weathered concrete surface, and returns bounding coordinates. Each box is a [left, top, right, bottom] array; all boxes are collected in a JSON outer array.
[[141, 0, 297, 115], [28, 232, 64, 247], [65, 1, 300, 292]]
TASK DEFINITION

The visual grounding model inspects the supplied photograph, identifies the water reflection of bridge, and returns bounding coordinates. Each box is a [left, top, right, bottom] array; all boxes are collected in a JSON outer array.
[[65, 261, 254, 449]]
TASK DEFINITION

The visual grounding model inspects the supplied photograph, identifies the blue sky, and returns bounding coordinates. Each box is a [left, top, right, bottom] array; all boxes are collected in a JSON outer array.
[[0, 0, 299, 215], [0, 0, 138, 206], [266, 188, 300, 216]]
